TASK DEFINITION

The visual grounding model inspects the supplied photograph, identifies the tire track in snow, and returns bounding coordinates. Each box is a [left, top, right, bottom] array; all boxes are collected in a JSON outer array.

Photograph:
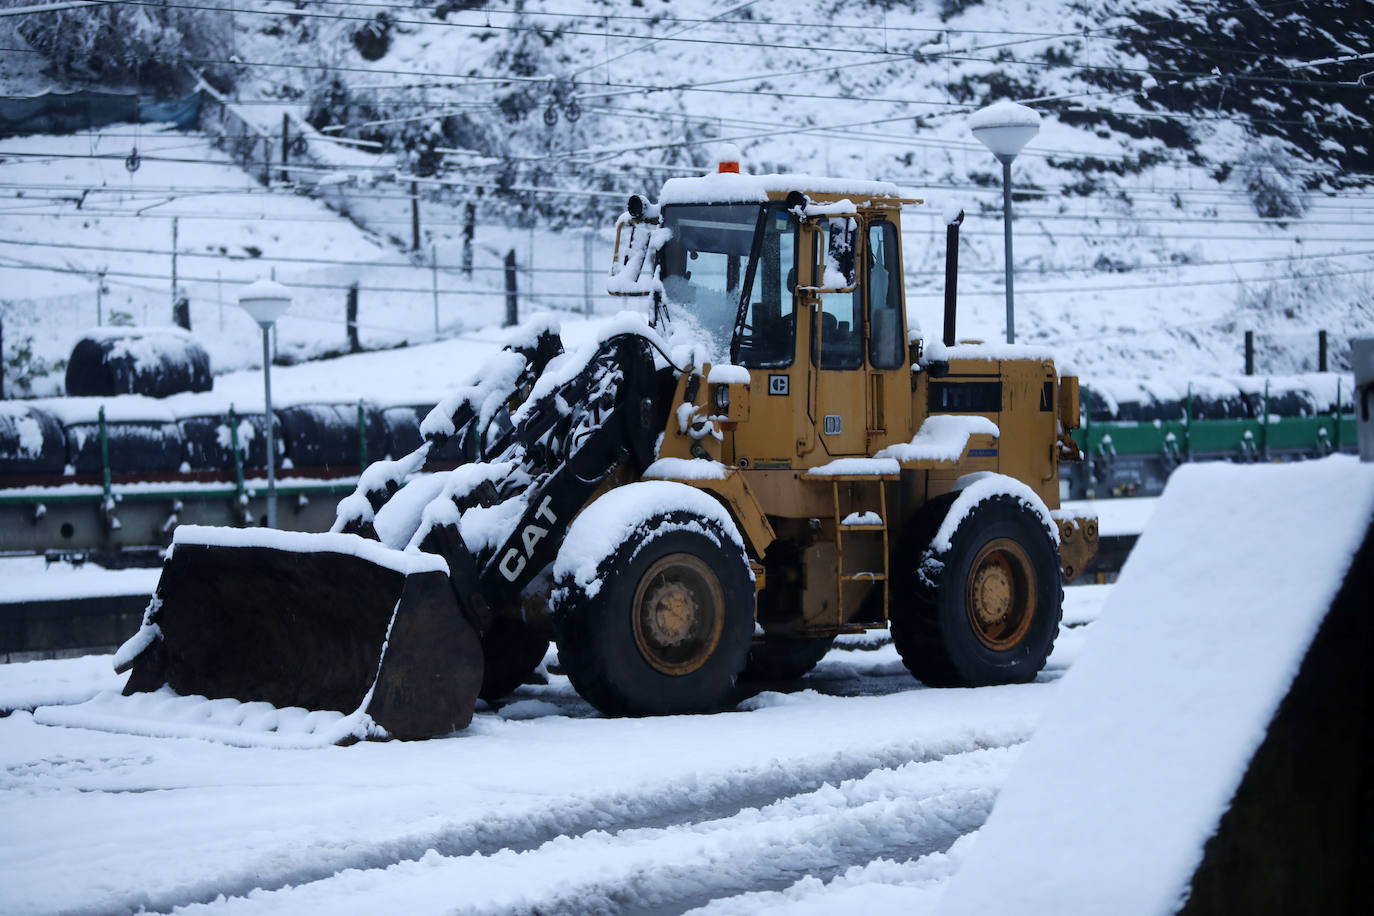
[[168, 745, 1016, 915], [129, 732, 1026, 916]]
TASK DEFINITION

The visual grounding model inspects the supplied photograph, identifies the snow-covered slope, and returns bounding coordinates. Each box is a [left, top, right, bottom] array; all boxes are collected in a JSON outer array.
[[2, 0, 1370, 392]]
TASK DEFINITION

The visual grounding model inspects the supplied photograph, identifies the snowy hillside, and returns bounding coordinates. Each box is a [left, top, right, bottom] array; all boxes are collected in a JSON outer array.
[[2, 0, 1370, 389]]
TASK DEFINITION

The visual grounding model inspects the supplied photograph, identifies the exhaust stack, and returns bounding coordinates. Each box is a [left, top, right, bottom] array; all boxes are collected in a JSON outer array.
[[944, 209, 965, 347]]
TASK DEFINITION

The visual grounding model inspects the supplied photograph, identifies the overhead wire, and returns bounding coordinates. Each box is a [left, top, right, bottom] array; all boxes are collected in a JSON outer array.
[[3, 235, 1370, 278]]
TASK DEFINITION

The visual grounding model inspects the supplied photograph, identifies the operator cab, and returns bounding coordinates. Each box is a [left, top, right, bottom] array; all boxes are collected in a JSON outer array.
[[610, 164, 920, 459]]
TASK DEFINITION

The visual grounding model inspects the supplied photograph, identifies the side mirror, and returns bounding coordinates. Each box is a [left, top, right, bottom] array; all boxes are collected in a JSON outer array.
[[800, 216, 862, 295]]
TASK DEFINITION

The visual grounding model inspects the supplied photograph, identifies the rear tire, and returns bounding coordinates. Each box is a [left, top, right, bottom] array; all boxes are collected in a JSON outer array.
[[740, 637, 834, 681], [892, 494, 1062, 687], [478, 617, 550, 702], [552, 513, 753, 716]]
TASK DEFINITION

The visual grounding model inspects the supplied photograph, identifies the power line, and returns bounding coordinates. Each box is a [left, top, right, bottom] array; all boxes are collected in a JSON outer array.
[[905, 264, 1374, 298], [0, 256, 597, 299], [5, 235, 1369, 279]]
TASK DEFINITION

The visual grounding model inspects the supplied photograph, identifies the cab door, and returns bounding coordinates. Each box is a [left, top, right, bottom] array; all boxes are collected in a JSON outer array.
[[863, 218, 914, 451], [810, 217, 867, 456]]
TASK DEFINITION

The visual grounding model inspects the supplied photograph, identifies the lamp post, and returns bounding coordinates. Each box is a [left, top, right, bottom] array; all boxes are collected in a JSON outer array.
[[971, 101, 1041, 344], [237, 279, 292, 528]]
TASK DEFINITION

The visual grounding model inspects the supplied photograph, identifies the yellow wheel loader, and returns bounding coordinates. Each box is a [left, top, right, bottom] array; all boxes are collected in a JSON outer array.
[[111, 166, 1097, 741]]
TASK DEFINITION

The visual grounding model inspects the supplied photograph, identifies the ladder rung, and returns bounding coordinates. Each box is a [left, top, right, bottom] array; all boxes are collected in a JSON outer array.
[[838, 523, 886, 531], [841, 573, 888, 582]]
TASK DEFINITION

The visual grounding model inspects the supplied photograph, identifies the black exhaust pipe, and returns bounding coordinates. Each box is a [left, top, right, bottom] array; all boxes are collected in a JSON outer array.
[[944, 209, 964, 347]]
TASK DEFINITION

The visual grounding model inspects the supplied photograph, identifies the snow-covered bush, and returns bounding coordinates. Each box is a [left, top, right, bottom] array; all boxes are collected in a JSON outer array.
[[1235, 140, 1308, 221], [2, 333, 66, 398], [351, 13, 393, 61], [4, 0, 236, 93]]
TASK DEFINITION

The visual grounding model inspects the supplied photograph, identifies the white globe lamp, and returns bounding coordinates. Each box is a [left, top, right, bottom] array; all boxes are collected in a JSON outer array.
[[237, 278, 292, 528], [971, 101, 1041, 344]]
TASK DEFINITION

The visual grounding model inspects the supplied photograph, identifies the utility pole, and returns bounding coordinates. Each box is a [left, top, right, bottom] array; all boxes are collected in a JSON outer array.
[[431, 244, 440, 334], [583, 229, 593, 316], [410, 181, 421, 251], [504, 249, 518, 327], [463, 202, 475, 278], [171, 217, 178, 319]]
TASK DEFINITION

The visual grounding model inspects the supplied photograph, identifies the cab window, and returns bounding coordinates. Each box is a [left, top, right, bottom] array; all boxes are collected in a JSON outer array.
[[812, 217, 863, 370], [867, 220, 905, 370], [737, 208, 796, 367]]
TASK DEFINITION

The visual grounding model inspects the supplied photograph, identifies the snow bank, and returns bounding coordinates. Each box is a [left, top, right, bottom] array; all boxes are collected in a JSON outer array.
[[553, 481, 744, 597], [935, 455, 1374, 916], [0, 654, 122, 712], [171, 525, 446, 576], [0, 556, 160, 604]]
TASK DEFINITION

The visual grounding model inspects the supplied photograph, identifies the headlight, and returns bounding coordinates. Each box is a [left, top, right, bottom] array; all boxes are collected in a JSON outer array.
[[712, 384, 730, 412]]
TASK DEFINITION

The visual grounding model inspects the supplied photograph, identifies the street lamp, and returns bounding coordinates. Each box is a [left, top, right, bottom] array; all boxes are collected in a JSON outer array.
[[971, 101, 1041, 344], [237, 278, 291, 528]]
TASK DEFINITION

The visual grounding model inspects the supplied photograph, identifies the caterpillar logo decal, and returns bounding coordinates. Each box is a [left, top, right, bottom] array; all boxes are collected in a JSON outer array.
[[499, 495, 558, 581]]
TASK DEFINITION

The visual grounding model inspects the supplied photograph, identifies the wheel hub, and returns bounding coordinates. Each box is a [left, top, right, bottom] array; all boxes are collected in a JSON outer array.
[[964, 538, 1037, 651], [643, 582, 697, 647], [632, 553, 725, 676], [971, 559, 1014, 626]]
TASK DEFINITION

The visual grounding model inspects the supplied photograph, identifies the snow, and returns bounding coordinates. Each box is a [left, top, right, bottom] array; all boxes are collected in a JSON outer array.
[[806, 457, 900, 477], [876, 415, 1000, 463], [643, 457, 730, 481], [372, 472, 448, 550], [1061, 496, 1158, 537], [552, 480, 744, 598], [707, 364, 752, 385], [33, 687, 379, 750], [935, 455, 1374, 916], [0, 554, 160, 604], [0, 674, 1050, 915], [0, 567, 1112, 913], [940, 342, 1064, 363], [0, 653, 122, 712], [171, 524, 447, 576], [930, 473, 1059, 553], [841, 511, 883, 526], [658, 173, 905, 206], [968, 100, 1044, 132]]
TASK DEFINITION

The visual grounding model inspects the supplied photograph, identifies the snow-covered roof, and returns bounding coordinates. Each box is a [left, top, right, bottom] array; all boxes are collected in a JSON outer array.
[[657, 172, 915, 206], [935, 455, 1374, 916]]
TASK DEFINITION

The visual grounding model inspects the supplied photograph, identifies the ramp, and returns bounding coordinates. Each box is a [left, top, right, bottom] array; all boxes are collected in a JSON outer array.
[[935, 455, 1374, 916]]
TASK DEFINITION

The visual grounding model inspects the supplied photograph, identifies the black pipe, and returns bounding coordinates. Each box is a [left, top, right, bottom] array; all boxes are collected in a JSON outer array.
[[943, 210, 965, 347]]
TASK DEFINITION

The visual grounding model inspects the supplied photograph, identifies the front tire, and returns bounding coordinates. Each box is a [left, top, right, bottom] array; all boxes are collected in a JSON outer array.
[[893, 494, 1062, 687], [478, 616, 550, 702], [552, 513, 753, 716]]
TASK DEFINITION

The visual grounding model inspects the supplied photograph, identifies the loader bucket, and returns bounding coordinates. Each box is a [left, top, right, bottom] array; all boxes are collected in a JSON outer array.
[[120, 528, 484, 741]]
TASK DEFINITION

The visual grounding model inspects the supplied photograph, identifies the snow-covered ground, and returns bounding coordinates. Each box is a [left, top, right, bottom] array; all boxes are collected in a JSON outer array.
[[0, 583, 1106, 914]]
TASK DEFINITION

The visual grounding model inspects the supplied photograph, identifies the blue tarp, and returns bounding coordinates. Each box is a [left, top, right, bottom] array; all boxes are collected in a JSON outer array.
[[0, 90, 201, 138]]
